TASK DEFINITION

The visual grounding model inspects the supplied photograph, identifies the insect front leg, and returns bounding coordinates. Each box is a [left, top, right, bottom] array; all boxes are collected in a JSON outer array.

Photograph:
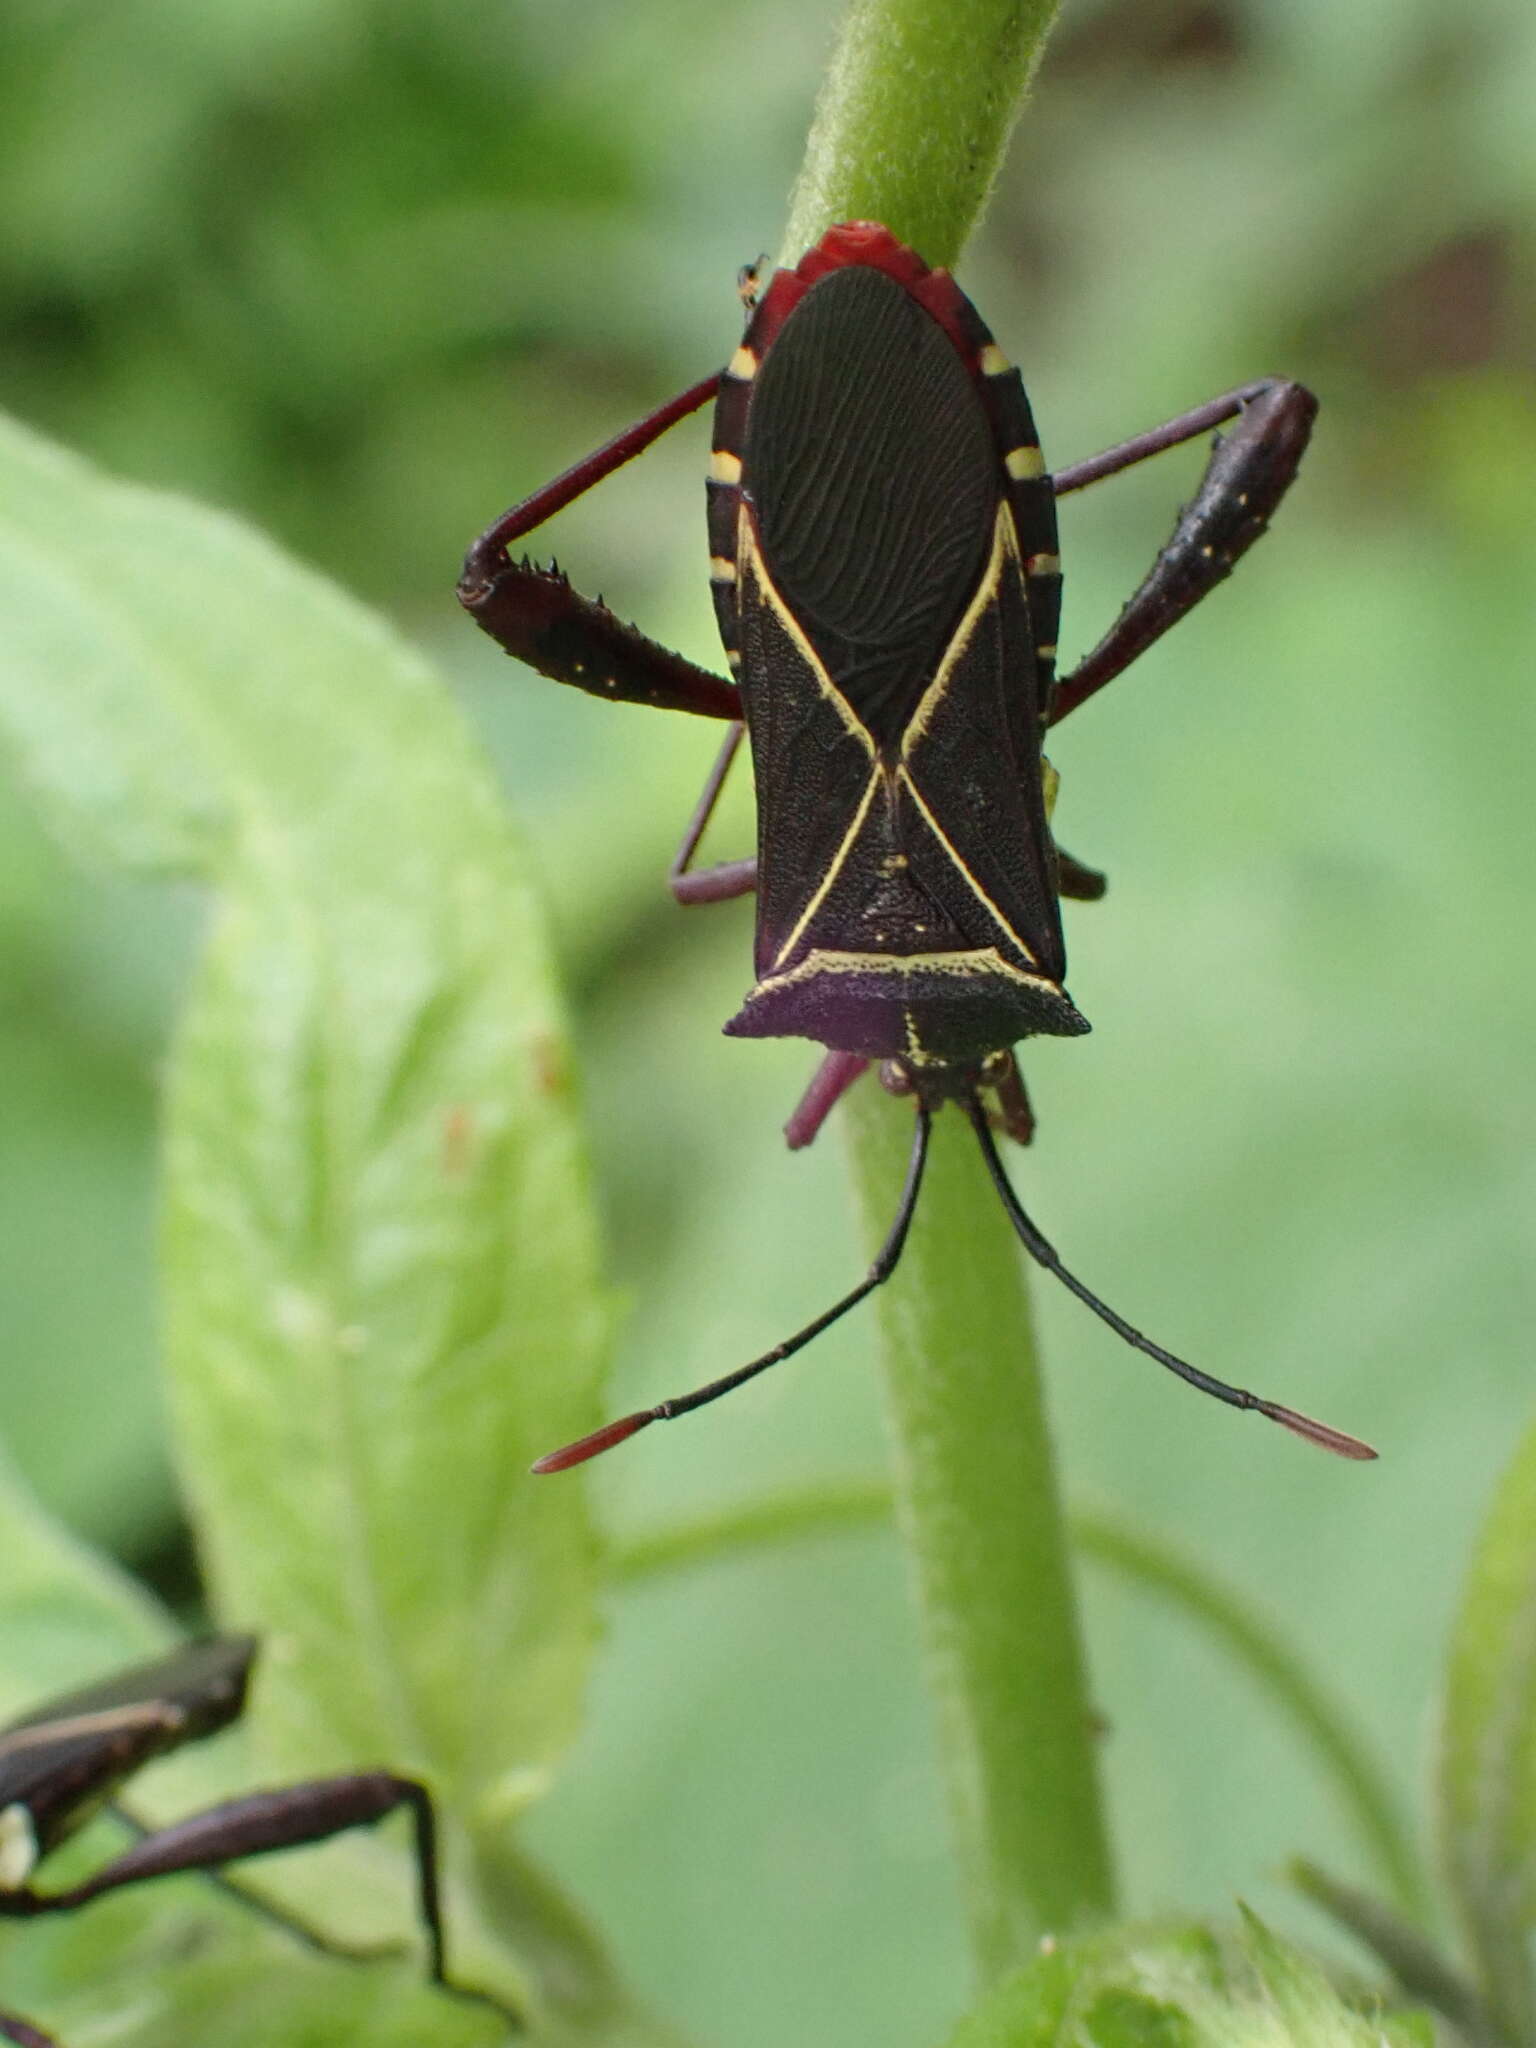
[[1048, 378, 1317, 725], [460, 373, 740, 723], [106, 1801, 402, 1967]]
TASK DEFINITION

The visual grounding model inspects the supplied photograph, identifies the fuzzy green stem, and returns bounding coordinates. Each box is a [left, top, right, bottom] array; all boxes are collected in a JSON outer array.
[[782, 0, 1063, 268], [846, 1092, 1114, 1978], [778, 0, 1102, 1983]]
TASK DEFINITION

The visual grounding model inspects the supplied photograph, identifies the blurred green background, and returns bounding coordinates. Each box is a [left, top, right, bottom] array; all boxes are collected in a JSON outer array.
[[1, 0, 1532, 2043]]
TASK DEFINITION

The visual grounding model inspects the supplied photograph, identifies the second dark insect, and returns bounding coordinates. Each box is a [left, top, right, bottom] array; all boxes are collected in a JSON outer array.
[[0, 1638, 515, 2046]]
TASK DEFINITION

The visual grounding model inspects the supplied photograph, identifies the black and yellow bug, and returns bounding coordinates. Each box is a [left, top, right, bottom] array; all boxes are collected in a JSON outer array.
[[0, 1638, 513, 2047], [460, 220, 1374, 1473]]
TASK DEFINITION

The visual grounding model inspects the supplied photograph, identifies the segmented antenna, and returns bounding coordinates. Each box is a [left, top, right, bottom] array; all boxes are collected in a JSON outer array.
[[965, 1101, 1375, 1460]]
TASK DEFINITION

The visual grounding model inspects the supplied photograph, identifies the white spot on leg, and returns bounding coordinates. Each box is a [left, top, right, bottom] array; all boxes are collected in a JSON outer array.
[[0, 1804, 38, 1890]]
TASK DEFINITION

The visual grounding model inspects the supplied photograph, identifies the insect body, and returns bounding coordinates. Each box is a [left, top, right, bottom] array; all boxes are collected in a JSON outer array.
[[0, 1637, 512, 2047], [460, 220, 1373, 1472], [712, 247, 1083, 1068]]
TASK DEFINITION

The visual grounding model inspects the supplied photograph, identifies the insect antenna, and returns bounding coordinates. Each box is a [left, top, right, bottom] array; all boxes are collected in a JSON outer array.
[[965, 1100, 1376, 1461], [533, 1108, 933, 1472]]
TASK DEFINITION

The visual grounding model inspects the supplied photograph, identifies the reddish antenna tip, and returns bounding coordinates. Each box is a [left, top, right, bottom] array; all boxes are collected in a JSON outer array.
[[531, 1410, 655, 1475], [1261, 1402, 1378, 1462]]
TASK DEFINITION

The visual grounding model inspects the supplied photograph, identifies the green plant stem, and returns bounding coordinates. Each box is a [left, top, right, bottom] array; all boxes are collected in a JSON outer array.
[[776, 0, 1098, 1985], [846, 1093, 1114, 1979], [781, 0, 1062, 268]]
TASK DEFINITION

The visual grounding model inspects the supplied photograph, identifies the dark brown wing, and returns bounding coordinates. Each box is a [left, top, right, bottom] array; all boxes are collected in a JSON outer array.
[[745, 265, 997, 751]]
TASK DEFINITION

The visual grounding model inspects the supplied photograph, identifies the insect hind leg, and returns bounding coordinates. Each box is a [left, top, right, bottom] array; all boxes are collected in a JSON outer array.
[[460, 372, 740, 725], [1048, 379, 1317, 725], [25, 1779, 516, 2028], [105, 1801, 403, 1968]]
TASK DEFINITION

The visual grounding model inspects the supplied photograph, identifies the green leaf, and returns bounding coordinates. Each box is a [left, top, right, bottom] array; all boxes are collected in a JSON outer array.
[[0, 1445, 170, 1717], [939, 1925, 1216, 2048], [0, 1462, 507, 2047], [0, 409, 637, 2034], [0, 421, 225, 874], [940, 1915, 1435, 2048], [163, 821, 604, 1822], [0, 405, 608, 1817], [1437, 1411, 1536, 2043], [7, 1886, 509, 2048], [1079, 1988, 1198, 2048]]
